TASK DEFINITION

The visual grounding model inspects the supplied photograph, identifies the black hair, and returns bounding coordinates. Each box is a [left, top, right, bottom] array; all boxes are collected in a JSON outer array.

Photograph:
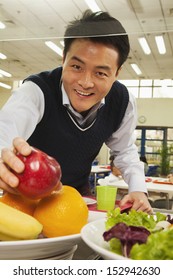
[[63, 10, 130, 69], [140, 156, 148, 165]]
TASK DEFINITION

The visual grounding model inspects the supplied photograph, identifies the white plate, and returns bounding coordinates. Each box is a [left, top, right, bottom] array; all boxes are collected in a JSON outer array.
[[98, 177, 128, 187], [83, 197, 96, 205], [0, 210, 106, 260], [81, 218, 128, 260], [0, 232, 81, 260], [87, 210, 106, 222], [39, 245, 78, 260]]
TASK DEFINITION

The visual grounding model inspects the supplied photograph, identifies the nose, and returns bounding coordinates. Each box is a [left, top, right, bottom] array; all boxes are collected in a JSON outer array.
[[78, 72, 94, 88]]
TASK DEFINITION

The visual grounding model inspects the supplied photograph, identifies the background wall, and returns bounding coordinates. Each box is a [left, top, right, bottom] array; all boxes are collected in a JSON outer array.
[[0, 91, 11, 108], [137, 98, 173, 127], [98, 98, 173, 164]]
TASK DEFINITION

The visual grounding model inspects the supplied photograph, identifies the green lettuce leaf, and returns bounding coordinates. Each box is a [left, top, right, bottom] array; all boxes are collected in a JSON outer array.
[[105, 208, 166, 231], [130, 227, 173, 259], [109, 238, 122, 255]]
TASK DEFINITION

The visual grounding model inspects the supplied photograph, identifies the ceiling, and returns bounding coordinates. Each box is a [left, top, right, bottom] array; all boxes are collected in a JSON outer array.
[[0, 0, 173, 89]]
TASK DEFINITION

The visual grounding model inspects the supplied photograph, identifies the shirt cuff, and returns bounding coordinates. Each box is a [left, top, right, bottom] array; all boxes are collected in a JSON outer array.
[[127, 174, 148, 194]]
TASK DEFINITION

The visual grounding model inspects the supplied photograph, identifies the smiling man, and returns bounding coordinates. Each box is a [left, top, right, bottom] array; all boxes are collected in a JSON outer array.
[[0, 10, 152, 213], [62, 39, 119, 113]]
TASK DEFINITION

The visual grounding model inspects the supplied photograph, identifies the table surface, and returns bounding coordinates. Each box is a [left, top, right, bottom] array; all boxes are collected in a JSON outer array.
[[91, 165, 111, 173], [98, 175, 173, 194]]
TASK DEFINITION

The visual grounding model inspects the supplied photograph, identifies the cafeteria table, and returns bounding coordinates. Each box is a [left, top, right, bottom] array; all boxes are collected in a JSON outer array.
[[90, 165, 111, 189], [98, 175, 173, 210]]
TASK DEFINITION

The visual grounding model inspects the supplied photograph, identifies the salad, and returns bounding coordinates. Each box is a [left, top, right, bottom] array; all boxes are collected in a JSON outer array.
[[103, 208, 173, 259]]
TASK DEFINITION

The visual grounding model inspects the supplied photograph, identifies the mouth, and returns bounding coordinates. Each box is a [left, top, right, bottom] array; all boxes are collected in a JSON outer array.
[[75, 89, 94, 97]]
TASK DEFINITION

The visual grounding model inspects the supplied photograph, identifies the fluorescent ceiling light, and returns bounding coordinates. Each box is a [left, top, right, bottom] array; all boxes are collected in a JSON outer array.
[[84, 0, 101, 12], [0, 82, 11, 89], [138, 37, 151, 55], [45, 41, 63, 57], [60, 40, 64, 47], [0, 53, 7, 59], [155, 35, 166, 54], [0, 69, 12, 77], [130, 63, 142, 75], [0, 21, 6, 29]]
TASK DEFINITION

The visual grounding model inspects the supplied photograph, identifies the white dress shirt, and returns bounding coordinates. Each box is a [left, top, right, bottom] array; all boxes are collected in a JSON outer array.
[[0, 81, 147, 193]]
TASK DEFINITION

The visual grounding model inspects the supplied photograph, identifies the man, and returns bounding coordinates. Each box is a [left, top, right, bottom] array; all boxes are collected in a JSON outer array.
[[109, 155, 122, 178], [168, 174, 173, 184], [0, 10, 152, 213]]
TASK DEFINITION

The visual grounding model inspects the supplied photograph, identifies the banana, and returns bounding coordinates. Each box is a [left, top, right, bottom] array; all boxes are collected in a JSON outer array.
[[0, 202, 43, 241], [0, 232, 21, 241]]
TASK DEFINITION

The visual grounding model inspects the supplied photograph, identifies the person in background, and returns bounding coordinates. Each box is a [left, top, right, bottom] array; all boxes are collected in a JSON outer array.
[[0, 10, 152, 213], [168, 174, 173, 184], [140, 156, 149, 176], [109, 155, 122, 178]]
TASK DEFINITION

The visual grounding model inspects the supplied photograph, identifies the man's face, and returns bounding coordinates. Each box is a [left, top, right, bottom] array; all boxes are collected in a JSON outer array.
[[62, 39, 120, 113]]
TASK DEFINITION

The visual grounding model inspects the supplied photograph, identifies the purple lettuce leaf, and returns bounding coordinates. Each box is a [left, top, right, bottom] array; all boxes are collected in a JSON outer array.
[[103, 222, 150, 257]]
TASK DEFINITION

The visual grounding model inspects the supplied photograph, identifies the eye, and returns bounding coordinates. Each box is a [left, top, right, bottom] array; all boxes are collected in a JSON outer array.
[[72, 64, 82, 71], [96, 71, 107, 77]]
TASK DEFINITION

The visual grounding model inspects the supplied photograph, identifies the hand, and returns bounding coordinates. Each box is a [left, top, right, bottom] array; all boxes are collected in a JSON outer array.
[[119, 191, 153, 214], [0, 137, 32, 194], [168, 174, 173, 184]]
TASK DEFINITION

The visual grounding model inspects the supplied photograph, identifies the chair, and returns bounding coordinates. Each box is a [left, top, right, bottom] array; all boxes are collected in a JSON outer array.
[[149, 198, 173, 210], [146, 165, 159, 177]]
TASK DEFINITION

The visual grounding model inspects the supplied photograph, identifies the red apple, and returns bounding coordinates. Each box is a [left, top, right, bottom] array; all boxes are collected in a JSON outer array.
[[14, 148, 62, 199]]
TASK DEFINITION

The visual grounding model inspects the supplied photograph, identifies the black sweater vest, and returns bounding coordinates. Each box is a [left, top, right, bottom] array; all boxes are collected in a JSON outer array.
[[25, 67, 129, 192]]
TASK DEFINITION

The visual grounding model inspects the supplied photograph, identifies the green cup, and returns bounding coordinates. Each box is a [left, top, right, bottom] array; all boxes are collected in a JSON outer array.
[[96, 185, 117, 211]]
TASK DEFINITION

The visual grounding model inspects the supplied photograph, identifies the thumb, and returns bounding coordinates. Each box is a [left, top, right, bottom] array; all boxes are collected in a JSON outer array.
[[119, 195, 133, 212], [119, 194, 133, 207]]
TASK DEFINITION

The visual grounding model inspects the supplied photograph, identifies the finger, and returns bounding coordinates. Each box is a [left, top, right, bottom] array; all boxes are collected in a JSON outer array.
[[1, 148, 24, 173], [119, 194, 132, 206], [13, 137, 32, 156], [145, 207, 153, 214], [136, 205, 153, 214], [132, 199, 153, 214], [0, 159, 19, 187], [0, 178, 19, 194]]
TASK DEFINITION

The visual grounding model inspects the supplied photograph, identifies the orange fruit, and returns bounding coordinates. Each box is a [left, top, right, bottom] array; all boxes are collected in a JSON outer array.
[[0, 193, 39, 216], [33, 185, 88, 237]]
